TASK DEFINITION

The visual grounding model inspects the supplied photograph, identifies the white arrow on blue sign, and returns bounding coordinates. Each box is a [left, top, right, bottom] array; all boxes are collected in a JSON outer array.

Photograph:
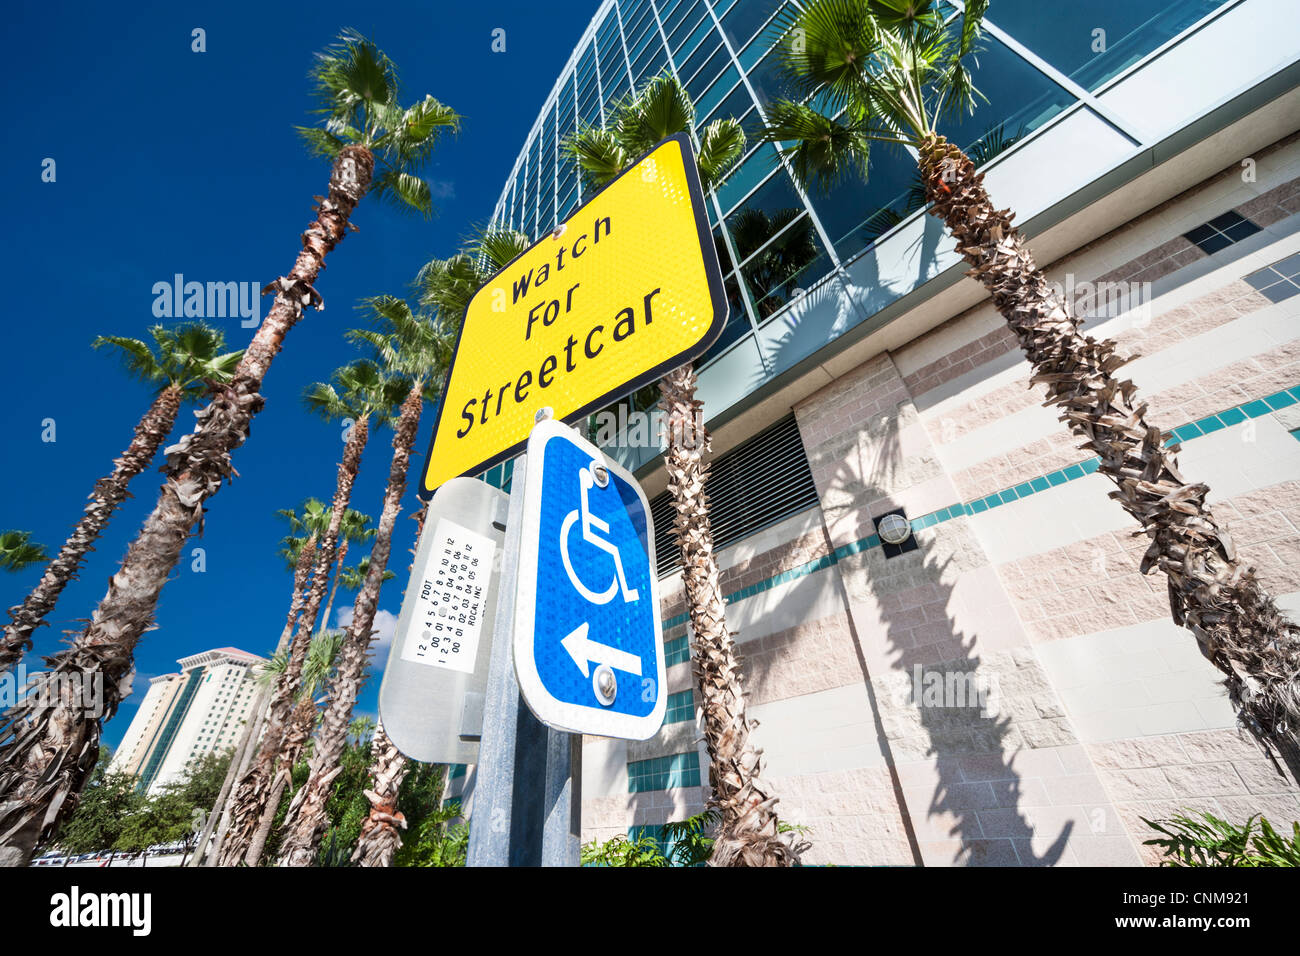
[[513, 419, 666, 739]]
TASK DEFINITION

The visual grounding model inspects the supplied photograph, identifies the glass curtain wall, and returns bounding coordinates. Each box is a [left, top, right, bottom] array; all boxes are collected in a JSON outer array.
[[492, 0, 1231, 374]]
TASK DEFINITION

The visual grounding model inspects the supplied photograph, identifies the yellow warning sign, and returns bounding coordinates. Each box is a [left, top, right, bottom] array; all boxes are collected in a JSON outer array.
[[419, 133, 727, 496]]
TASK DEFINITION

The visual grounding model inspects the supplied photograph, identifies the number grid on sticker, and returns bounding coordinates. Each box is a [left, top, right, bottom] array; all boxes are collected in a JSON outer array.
[[401, 518, 496, 675]]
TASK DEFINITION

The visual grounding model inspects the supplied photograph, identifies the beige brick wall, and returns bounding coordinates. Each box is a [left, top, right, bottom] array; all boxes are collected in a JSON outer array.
[[793, 353, 1136, 867], [1088, 728, 1300, 866]]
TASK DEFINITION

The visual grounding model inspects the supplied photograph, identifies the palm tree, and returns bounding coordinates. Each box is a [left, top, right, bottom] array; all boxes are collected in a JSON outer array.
[[190, 507, 321, 867], [566, 74, 798, 867], [192, 501, 369, 866], [218, 361, 405, 867], [0, 533, 48, 574], [318, 509, 378, 636], [760, 0, 1300, 764], [1, 323, 240, 673], [0, 30, 459, 867], [416, 226, 533, 320], [352, 501, 429, 867], [350, 719, 409, 867], [275, 296, 448, 866], [238, 629, 345, 867]]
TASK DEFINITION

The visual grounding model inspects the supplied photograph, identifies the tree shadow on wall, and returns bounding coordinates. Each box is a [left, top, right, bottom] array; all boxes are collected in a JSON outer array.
[[818, 385, 1072, 866]]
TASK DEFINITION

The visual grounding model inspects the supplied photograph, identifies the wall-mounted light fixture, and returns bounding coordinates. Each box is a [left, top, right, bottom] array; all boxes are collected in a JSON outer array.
[[874, 509, 918, 559]]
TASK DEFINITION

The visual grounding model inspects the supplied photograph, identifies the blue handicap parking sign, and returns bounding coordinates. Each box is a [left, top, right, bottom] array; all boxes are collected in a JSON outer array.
[[513, 419, 665, 739]]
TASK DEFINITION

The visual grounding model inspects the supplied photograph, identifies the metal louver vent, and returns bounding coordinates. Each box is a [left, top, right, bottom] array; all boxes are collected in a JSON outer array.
[[649, 415, 820, 576]]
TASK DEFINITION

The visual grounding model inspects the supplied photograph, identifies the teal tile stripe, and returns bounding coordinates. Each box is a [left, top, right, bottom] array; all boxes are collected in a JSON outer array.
[[659, 385, 1300, 633]]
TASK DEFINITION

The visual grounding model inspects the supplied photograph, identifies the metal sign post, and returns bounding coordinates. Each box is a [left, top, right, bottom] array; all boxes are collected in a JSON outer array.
[[466, 417, 582, 867]]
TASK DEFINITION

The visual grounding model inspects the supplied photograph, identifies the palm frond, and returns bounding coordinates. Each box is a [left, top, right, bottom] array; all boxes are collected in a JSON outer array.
[[696, 118, 746, 190], [370, 168, 433, 218], [0, 531, 49, 572], [565, 128, 630, 190], [92, 334, 165, 388], [761, 100, 874, 193], [475, 227, 532, 273]]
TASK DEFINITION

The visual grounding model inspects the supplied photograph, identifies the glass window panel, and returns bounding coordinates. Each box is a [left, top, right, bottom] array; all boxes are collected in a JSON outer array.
[[728, 174, 806, 254], [711, 223, 732, 272], [623, 2, 655, 41], [668, 7, 708, 50], [635, 46, 669, 82], [739, 4, 792, 71], [672, 18, 715, 71], [575, 43, 598, 87], [719, 0, 784, 54], [696, 67, 740, 126], [628, 26, 661, 66], [701, 78, 756, 132], [598, 12, 622, 44], [725, 170, 805, 254], [579, 89, 603, 124], [736, 216, 832, 322], [716, 146, 782, 214], [558, 185, 579, 221], [624, 17, 655, 58], [678, 37, 722, 88], [660, 0, 702, 37], [605, 72, 631, 107], [712, 0, 739, 19], [745, 46, 793, 107], [932, 33, 1076, 158], [989, 0, 1223, 91], [698, 277, 753, 366], [685, 44, 730, 100], [806, 145, 921, 261], [598, 39, 627, 83]]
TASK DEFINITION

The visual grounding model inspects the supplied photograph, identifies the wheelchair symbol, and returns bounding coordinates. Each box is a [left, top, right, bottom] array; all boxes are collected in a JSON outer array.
[[560, 461, 640, 606]]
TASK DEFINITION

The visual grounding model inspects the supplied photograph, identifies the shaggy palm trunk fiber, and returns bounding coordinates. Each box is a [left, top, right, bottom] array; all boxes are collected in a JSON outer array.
[[0, 145, 374, 867], [350, 721, 410, 867], [276, 384, 423, 866], [350, 505, 425, 868], [219, 416, 370, 866], [659, 363, 801, 867], [918, 134, 1300, 771], [192, 538, 317, 866]]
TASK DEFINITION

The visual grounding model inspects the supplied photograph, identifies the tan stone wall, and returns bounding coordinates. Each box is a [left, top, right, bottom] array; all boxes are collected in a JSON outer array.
[[793, 353, 1137, 867]]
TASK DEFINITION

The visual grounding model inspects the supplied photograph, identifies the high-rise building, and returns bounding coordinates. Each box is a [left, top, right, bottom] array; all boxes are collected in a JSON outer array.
[[109, 647, 264, 794], [477, 0, 1300, 865]]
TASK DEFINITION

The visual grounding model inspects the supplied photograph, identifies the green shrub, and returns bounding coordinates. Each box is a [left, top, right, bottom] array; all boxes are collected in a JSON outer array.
[[1142, 810, 1300, 867]]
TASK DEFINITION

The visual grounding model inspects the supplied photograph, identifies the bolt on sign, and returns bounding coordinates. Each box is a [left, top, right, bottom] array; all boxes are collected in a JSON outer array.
[[418, 132, 727, 497]]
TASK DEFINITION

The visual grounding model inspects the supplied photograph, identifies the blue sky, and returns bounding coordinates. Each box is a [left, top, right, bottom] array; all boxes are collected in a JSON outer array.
[[3, 0, 602, 749]]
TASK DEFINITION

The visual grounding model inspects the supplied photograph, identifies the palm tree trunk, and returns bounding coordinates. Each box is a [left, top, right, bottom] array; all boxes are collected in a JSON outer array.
[[659, 363, 799, 867], [917, 134, 1300, 768], [276, 384, 424, 866], [318, 540, 349, 635], [1, 385, 184, 673], [350, 721, 410, 867], [351, 503, 426, 868], [219, 416, 370, 866], [244, 695, 317, 867], [0, 145, 375, 868], [190, 538, 316, 866]]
